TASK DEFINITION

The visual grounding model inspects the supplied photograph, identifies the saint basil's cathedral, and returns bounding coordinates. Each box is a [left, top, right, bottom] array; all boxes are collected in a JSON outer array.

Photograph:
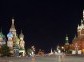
[[0, 18, 25, 56]]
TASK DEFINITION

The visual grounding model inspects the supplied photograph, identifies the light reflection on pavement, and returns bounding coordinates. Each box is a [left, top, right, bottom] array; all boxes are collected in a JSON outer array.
[[0, 55, 84, 62]]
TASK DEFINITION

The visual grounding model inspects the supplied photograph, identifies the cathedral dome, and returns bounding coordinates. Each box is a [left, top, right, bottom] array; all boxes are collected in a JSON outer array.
[[19, 30, 24, 38], [0, 32, 4, 38], [7, 32, 13, 38]]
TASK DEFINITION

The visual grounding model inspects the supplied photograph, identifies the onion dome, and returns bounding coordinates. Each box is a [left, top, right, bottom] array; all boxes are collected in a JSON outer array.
[[7, 32, 13, 38], [0, 32, 4, 38], [19, 30, 24, 38]]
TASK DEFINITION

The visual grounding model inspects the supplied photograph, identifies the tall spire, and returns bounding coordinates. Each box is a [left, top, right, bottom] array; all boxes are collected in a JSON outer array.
[[74, 35, 77, 40], [65, 34, 69, 45], [12, 18, 14, 25], [66, 34, 68, 42], [77, 24, 80, 30], [81, 19, 83, 25], [10, 18, 15, 30], [50, 48, 53, 55], [10, 18, 16, 31], [10, 18, 16, 36], [83, 10, 84, 20]]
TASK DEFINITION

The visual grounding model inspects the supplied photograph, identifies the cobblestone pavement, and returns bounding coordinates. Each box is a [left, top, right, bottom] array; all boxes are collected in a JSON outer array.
[[0, 55, 84, 62]]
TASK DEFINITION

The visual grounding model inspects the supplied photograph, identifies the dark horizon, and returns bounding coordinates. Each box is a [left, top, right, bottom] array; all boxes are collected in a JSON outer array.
[[0, 0, 84, 52]]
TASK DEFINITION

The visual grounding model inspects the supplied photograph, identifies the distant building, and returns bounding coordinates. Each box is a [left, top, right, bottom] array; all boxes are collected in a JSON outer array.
[[72, 10, 84, 54], [64, 35, 69, 53], [65, 35, 69, 45], [0, 18, 25, 56], [0, 30, 6, 48]]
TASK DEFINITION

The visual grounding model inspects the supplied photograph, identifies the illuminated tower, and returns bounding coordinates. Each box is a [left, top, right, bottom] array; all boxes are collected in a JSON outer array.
[[77, 10, 84, 37], [83, 10, 84, 20], [7, 32, 13, 53], [19, 30, 25, 49], [7, 18, 19, 55], [0, 31, 3, 47], [50, 48, 53, 55], [65, 35, 69, 45], [0, 29, 6, 48], [10, 18, 16, 36], [73, 35, 77, 40], [19, 30, 25, 56]]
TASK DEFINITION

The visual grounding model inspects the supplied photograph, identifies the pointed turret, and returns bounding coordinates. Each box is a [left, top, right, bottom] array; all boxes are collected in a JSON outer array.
[[50, 48, 53, 55], [65, 34, 69, 45], [51, 48, 53, 53], [19, 30, 25, 49], [19, 30, 24, 40], [0, 28, 4, 38], [81, 19, 83, 25], [77, 24, 80, 30], [66, 34, 68, 42], [10, 18, 16, 36], [0, 28, 6, 45], [83, 10, 84, 20], [73, 35, 77, 42], [10, 18, 16, 31], [74, 35, 77, 39]]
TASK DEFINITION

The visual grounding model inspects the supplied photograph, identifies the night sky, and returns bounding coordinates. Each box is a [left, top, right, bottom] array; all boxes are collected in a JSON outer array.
[[0, 0, 84, 52]]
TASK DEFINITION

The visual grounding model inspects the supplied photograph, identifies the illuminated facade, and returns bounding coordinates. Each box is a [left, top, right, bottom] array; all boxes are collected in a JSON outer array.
[[72, 10, 84, 54], [1, 18, 25, 56], [65, 35, 69, 45], [0, 31, 6, 48], [64, 35, 69, 52]]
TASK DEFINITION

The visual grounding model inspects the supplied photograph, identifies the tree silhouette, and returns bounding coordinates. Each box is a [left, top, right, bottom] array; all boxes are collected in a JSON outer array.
[[1, 44, 10, 56]]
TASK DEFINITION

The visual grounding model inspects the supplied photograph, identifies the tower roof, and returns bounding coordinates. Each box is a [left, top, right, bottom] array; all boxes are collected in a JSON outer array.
[[66, 34, 68, 41], [0, 28, 4, 38], [65, 34, 69, 45], [81, 19, 83, 23], [19, 30, 24, 38], [0, 32, 4, 38], [7, 32, 13, 38], [83, 10, 84, 20], [10, 18, 16, 32]]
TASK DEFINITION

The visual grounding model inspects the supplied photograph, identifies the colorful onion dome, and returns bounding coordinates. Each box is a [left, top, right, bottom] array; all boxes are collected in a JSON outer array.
[[0, 32, 4, 38], [7, 32, 13, 38]]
